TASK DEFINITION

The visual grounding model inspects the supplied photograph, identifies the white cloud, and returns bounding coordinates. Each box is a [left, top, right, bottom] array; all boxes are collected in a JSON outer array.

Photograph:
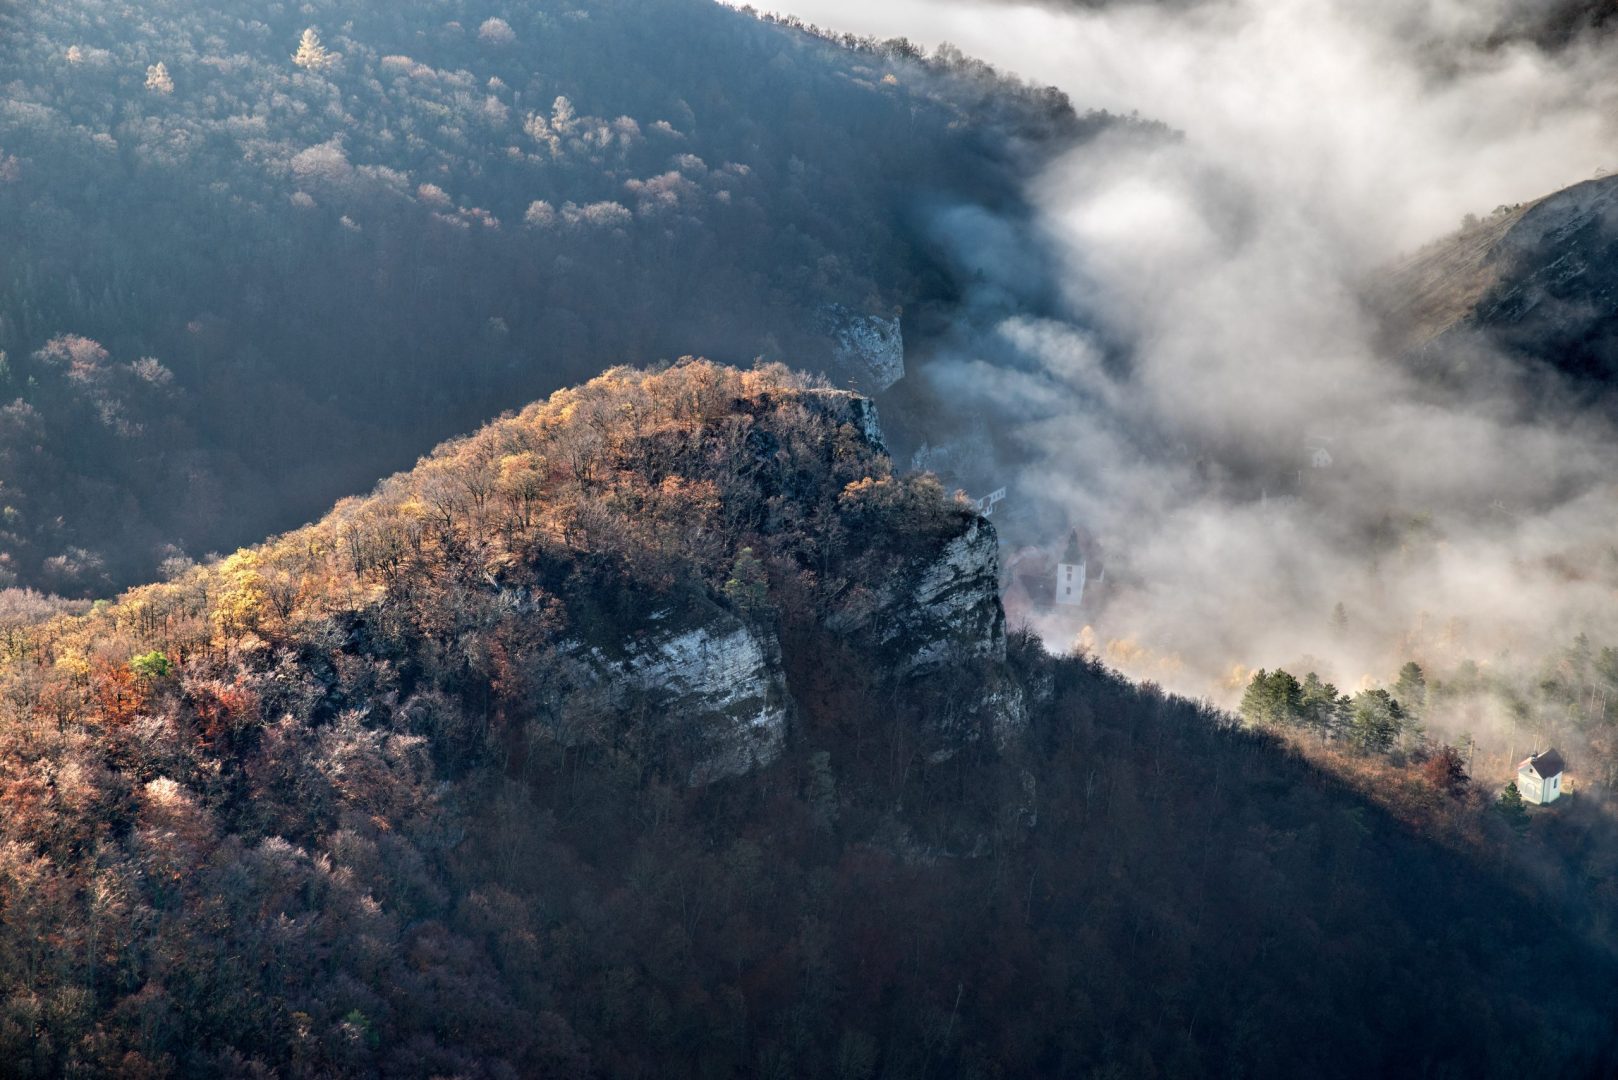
[[750, 0, 1618, 719]]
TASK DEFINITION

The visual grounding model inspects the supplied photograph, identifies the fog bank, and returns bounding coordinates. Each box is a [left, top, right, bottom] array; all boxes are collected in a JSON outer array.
[[743, 0, 1618, 742]]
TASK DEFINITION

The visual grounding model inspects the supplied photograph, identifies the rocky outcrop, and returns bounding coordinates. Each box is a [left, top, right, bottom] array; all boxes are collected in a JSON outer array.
[[801, 387, 887, 453], [568, 604, 790, 785], [560, 380, 1017, 783], [570, 516, 1019, 780], [822, 305, 905, 390], [805, 396, 1003, 683], [879, 515, 1008, 677], [895, 515, 1027, 757], [827, 512, 1025, 759]]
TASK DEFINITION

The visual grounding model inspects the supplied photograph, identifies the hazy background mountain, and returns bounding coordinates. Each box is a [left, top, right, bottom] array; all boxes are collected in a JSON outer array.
[[1385, 174, 1618, 387], [0, 0, 1112, 594]]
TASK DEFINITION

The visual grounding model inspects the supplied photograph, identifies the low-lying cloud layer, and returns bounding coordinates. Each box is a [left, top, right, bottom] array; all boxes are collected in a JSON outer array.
[[746, 0, 1618, 745]]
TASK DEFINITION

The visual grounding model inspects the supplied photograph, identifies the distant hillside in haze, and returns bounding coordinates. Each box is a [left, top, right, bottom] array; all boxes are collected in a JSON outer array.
[[986, 0, 1618, 47], [1381, 174, 1618, 392], [1487, 0, 1618, 48], [0, 0, 1109, 595]]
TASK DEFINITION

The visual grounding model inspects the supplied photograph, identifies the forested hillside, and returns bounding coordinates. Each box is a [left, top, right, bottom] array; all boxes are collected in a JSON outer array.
[[0, 361, 1613, 1078], [0, 0, 1098, 594]]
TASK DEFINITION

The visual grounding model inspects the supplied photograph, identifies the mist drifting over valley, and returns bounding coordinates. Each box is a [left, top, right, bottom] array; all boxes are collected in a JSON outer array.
[[749, 0, 1618, 747]]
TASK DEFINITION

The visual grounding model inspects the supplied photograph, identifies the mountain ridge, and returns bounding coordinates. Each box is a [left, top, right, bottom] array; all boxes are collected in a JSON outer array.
[[0, 360, 1615, 1076]]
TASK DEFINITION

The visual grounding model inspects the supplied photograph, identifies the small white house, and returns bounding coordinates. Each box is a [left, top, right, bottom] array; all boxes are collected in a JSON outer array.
[[1517, 748, 1566, 805], [1055, 530, 1086, 608]]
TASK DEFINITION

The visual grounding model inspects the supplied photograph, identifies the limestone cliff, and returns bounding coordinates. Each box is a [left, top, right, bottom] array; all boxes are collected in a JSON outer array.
[[822, 305, 906, 390], [569, 604, 791, 784], [566, 382, 1018, 781], [825, 505, 1024, 760], [802, 387, 887, 453], [857, 514, 1007, 678]]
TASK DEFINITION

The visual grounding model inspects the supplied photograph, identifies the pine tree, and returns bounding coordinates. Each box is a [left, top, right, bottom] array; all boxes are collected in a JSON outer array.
[[1347, 689, 1403, 755], [721, 547, 769, 613], [1299, 672, 1345, 745], [1496, 781, 1530, 831], [1240, 669, 1303, 730], [1394, 661, 1427, 718], [1568, 633, 1593, 683]]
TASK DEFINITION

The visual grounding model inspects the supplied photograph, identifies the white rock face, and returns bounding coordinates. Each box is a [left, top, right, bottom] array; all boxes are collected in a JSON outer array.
[[801, 387, 886, 452], [825, 511, 1025, 756], [581, 613, 789, 784], [883, 515, 1007, 676], [902, 516, 1027, 755], [824, 306, 905, 390]]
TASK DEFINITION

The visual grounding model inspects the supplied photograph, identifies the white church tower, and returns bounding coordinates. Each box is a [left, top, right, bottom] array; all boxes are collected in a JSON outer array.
[[1055, 530, 1086, 607]]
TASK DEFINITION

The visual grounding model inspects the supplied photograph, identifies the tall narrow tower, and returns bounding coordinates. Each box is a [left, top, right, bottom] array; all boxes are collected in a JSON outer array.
[[1055, 530, 1086, 608]]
